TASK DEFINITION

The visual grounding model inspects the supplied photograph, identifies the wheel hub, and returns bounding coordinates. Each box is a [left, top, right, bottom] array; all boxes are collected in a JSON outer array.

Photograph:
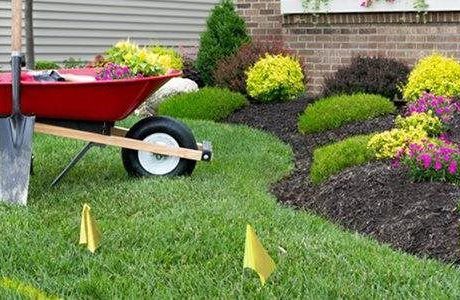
[[138, 133, 180, 175]]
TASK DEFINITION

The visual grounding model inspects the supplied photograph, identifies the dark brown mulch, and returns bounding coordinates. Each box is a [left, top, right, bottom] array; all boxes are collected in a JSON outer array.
[[448, 117, 460, 144], [226, 98, 460, 263]]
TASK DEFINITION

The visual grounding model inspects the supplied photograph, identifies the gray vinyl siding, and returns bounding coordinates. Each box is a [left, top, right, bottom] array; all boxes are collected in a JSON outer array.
[[0, 0, 218, 69]]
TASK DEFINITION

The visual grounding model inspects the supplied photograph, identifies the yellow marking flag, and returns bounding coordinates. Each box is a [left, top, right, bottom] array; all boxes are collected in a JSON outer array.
[[243, 224, 276, 285], [0, 277, 61, 300], [79, 203, 101, 253]]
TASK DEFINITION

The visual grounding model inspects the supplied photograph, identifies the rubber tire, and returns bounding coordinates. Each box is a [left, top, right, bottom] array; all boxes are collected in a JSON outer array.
[[121, 116, 198, 177]]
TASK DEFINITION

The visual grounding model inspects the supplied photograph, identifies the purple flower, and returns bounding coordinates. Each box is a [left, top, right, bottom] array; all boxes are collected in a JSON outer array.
[[399, 139, 460, 182], [434, 160, 443, 171], [420, 154, 432, 169], [448, 160, 458, 175], [96, 63, 136, 81], [405, 93, 459, 127]]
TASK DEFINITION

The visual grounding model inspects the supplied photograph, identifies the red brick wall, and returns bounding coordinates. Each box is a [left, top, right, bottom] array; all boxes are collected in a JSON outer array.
[[235, 1, 460, 95], [236, 0, 283, 42]]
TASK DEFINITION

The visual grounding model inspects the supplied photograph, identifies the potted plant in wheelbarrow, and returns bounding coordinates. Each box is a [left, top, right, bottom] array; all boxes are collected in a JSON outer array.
[[0, 38, 212, 204]]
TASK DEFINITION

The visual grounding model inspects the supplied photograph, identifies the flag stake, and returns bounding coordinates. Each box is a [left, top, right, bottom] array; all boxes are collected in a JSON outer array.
[[79, 203, 101, 253]]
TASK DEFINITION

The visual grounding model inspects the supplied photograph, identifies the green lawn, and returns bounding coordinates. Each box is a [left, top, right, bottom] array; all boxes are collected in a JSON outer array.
[[1, 119, 460, 298]]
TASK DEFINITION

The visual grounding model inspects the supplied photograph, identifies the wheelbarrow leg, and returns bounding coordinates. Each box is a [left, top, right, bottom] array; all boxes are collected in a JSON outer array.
[[51, 142, 96, 187]]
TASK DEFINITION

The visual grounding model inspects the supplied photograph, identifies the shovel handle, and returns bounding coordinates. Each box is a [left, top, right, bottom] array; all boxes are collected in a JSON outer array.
[[11, 0, 22, 53]]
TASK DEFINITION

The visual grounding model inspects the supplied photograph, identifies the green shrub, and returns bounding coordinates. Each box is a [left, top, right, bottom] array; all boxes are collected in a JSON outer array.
[[310, 134, 375, 184], [298, 93, 396, 134], [246, 54, 305, 103], [196, 0, 250, 86], [62, 57, 86, 69], [34, 60, 60, 70], [157, 87, 247, 121], [403, 54, 460, 101]]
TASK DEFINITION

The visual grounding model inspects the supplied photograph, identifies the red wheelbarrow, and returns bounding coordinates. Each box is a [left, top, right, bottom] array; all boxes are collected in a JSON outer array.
[[0, 68, 213, 186]]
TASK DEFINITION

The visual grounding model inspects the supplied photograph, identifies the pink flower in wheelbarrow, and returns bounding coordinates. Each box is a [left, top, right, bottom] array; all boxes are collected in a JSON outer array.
[[95, 63, 140, 81]]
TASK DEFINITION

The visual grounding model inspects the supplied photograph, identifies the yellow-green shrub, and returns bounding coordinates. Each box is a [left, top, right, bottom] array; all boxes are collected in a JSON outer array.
[[395, 112, 444, 136], [106, 40, 139, 65], [367, 127, 430, 159], [106, 40, 183, 76], [106, 40, 164, 76], [148, 46, 183, 70], [403, 54, 460, 101], [246, 54, 305, 103]]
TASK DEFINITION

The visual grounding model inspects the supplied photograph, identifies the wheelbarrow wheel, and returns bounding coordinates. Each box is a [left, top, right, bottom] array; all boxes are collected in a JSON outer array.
[[121, 116, 197, 177]]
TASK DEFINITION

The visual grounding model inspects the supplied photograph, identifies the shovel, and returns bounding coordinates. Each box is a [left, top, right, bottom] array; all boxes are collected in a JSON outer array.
[[0, 0, 36, 205]]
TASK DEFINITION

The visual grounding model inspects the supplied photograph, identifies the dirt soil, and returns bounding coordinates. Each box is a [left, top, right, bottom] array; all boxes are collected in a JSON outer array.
[[226, 98, 460, 263]]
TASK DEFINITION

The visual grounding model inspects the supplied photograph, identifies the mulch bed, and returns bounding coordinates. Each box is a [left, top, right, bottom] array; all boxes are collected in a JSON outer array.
[[226, 97, 460, 263]]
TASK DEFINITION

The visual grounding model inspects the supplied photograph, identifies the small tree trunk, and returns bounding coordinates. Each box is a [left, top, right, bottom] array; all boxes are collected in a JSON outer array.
[[25, 0, 35, 69]]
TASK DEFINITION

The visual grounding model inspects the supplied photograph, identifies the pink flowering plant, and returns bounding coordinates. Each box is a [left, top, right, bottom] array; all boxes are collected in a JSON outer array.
[[395, 139, 460, 183], [95, 63, 141, 81], [360, 0, 393, 7], [405, 93, 460, 126], [361, 0, 427, 10]]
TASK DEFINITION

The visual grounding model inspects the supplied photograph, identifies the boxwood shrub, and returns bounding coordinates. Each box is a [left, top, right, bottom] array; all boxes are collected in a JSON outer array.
[[310, 134, 376, 184], [157, 87, 247, 121], [323, 56, 410, 100], [298, 93, 396, 134]]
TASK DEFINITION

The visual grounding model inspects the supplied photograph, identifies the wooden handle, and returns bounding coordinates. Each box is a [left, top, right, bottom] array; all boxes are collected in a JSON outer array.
[[11, 0, 22, 53], [34, 123, 205, 161]]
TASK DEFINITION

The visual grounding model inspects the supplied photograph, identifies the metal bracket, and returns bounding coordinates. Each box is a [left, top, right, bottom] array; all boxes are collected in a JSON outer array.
[[51, 142, 97, 187], [201, 141, 213, 161], [9, 53, 26, 67]]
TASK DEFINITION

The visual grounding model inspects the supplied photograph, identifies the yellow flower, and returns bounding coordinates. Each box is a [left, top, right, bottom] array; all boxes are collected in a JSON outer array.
[[368, 127, 433, 159]]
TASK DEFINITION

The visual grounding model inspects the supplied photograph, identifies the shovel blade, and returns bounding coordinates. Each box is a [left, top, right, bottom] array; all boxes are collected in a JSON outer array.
[[0, 115, 35, 205]]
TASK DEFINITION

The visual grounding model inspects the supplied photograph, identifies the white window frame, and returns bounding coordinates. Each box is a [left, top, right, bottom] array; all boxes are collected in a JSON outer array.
[[281, 0, 460, 15]]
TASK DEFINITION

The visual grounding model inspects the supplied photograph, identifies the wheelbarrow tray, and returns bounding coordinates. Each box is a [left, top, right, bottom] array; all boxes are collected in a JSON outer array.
[[0, 68, 180, 121]]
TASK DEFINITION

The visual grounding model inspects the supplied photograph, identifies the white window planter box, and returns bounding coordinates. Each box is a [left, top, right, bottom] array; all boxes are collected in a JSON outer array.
[[281, 0, 460, 15]]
